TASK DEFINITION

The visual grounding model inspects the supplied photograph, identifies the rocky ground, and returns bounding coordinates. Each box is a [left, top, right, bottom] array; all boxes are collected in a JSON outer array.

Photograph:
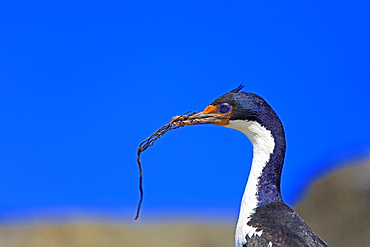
[[0, 158, 369, 247]]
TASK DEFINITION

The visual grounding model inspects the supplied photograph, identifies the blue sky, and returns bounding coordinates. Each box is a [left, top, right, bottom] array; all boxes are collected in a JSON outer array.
[[0, 1, 369, 221]]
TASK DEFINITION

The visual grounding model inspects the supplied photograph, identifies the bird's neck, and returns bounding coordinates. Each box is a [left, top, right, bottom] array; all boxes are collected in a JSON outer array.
[[226, 119, 286, 247]]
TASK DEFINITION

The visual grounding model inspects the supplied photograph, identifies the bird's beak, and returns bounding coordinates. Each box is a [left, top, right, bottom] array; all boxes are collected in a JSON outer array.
[[170, 105, 230, 127]]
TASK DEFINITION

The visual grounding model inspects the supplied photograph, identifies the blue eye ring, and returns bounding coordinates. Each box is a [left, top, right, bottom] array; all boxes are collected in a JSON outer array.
[[219, 103, 231, 113]]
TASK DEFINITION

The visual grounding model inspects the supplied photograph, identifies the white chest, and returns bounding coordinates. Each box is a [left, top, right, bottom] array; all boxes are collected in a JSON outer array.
[[225, 120, 275, 247]]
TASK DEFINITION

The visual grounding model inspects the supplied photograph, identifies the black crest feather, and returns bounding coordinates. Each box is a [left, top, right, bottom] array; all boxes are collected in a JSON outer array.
[[230, 83, 244, 93]]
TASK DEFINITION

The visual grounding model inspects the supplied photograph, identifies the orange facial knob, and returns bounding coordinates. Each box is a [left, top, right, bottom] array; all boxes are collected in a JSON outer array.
[[203, 105, 217, 114]]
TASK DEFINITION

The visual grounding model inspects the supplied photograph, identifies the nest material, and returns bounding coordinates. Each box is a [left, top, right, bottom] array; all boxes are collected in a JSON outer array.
[[135, 111, 199, 220]]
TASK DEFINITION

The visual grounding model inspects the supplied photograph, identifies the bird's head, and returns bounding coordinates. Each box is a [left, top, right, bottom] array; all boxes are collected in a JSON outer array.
[[170, 84, 277, 130]]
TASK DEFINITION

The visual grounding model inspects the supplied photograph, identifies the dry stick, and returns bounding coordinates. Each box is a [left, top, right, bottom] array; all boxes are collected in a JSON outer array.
[[135, 111, 198, 220], [135, 124, 180, 220]]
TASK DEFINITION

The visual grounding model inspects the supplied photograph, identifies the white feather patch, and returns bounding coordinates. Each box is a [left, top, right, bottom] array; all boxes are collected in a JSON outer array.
[[225, 120, 275, 247]]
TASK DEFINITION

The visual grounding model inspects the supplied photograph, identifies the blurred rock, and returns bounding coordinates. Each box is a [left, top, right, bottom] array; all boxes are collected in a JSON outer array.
[[296, 158, 370, 247]]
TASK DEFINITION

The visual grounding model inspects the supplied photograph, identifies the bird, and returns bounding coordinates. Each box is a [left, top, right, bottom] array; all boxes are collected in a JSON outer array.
[[170, 85, 329, 247]]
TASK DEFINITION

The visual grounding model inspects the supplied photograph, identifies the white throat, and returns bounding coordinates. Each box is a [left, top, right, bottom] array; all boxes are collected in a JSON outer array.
[[225, 120, 275, 247]]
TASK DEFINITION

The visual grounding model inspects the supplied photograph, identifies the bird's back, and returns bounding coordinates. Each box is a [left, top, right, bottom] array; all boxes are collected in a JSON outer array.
[[244, 202, 329, 247]]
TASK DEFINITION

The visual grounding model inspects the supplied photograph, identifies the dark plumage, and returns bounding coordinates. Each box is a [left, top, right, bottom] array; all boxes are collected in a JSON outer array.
[[245, 202, 328, 247]]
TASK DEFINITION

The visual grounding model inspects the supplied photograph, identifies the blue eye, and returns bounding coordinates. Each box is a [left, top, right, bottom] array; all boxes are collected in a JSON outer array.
[[220, 103, 230, 113]]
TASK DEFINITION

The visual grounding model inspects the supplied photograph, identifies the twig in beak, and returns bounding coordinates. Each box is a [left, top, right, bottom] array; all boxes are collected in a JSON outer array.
[[135, 111, 198, 220]]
